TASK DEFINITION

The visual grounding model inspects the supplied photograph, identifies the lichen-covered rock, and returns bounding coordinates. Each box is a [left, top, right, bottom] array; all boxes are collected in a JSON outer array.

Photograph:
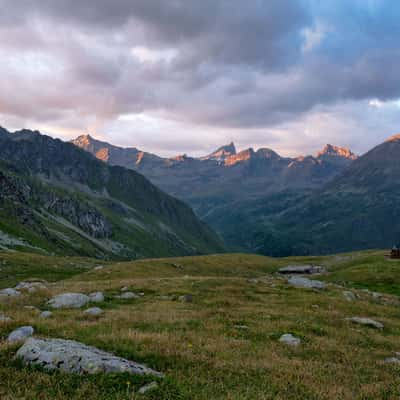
[[279, 265, 325, 275], [346, 317, 384, 329], [287, 276, 326, 289], [88, 292, 104, 303], [279, 333, 301, 346], [48, 293, 90, 309], [7, 326, 34, 343], [16, 338, 163, 377]]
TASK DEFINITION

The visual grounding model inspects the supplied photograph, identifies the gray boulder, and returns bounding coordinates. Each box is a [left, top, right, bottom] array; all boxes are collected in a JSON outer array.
[[89, 292, 104, 303], [15, 281, 47, 293], [115, 292, 140, 300], [384, 357, 400, 364], [179, 294, 193, 303], [16, 338, 163, 377], [346, 317, 384, 329], [288, 276, 326, 290], [7, 326, 34, 343], [40, 311, 53, 319], [84, 307, 103, 316], [279, 333, 301, 346], [0, 288, 20, 298], [279, 265, 325, 275], [48, 293, 90, 309]]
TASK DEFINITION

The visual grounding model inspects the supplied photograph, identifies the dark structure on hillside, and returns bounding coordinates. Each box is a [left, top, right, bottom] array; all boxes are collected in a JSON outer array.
[[389, 246, 400, 259]]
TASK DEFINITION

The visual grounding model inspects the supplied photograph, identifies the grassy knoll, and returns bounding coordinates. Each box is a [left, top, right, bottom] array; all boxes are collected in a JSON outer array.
[[0, 250, 399, 399]]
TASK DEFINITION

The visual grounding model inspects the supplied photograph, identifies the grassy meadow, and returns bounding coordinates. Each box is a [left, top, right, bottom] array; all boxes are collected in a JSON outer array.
[[0, 250, 399, 399]]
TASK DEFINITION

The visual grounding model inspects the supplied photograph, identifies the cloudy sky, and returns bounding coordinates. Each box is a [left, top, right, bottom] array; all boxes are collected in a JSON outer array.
[[0, 0, 399, 157]]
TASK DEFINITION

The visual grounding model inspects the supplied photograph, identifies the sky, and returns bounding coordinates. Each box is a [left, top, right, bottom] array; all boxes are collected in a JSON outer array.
[[0, 0, 399, 157]]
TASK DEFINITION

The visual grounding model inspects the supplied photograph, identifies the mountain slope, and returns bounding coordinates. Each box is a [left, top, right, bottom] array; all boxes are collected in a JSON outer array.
[[254, 135, 400, 255], [73, 135, 356, 253], [0, 127, 224, 258]]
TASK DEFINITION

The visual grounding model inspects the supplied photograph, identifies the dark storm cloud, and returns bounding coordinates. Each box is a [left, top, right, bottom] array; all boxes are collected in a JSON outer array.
[[0, 0, 399, 137]]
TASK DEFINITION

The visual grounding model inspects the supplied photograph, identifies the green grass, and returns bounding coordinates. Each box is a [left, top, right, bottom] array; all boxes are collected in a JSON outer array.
[[0, 249, 400, 399]]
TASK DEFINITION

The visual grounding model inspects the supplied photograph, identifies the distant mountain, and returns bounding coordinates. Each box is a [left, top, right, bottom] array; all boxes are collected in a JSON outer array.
[[73, 134, 357, 254], [0, 127, 223, 259], [253, 134, 400, 255], [201, 142, 236, 162]]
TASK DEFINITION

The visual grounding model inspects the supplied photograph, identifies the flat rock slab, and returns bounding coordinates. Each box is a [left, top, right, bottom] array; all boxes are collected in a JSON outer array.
[[279, 333, 301, 346], [48, 293, 90, 309], [288, 276, 326, 290], [346, 317, 384, 329], [16, 338, 163, 377], [7, 326, 34, 343], [279, 265, 325, 275]]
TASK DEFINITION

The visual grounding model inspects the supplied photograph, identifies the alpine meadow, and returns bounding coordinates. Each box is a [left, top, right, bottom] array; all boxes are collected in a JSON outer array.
[[0, 1, 400, 399]]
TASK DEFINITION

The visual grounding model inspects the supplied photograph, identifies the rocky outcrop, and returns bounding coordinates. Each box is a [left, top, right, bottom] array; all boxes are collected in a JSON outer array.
[[40, 194, 112, 238], [16, 338, 164, 377]]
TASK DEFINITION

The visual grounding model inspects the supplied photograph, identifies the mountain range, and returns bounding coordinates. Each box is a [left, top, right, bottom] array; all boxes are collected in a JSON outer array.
[[72, 134, 365, 255], [0, 127, 223, 259]]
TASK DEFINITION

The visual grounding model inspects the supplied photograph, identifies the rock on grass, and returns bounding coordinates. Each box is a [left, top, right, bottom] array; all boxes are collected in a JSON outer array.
[[287, 276, 326, 290], [138, 381, 159, 394], [40, 311, 53, 319], [48, 293, 90, 309], [88, 292, 104, 303], [346, 317, 384, 329], [7, 326, 34, 343], [16, 338, 164, 377], [279, 333, 301, 346], [0, 288, 20, 298], [84, 307, 103, 316]]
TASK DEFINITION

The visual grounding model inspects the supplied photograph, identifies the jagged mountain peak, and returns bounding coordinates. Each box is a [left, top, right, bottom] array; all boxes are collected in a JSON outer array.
[[202, 142, 236, 161], [317, 144, 357, 160]]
